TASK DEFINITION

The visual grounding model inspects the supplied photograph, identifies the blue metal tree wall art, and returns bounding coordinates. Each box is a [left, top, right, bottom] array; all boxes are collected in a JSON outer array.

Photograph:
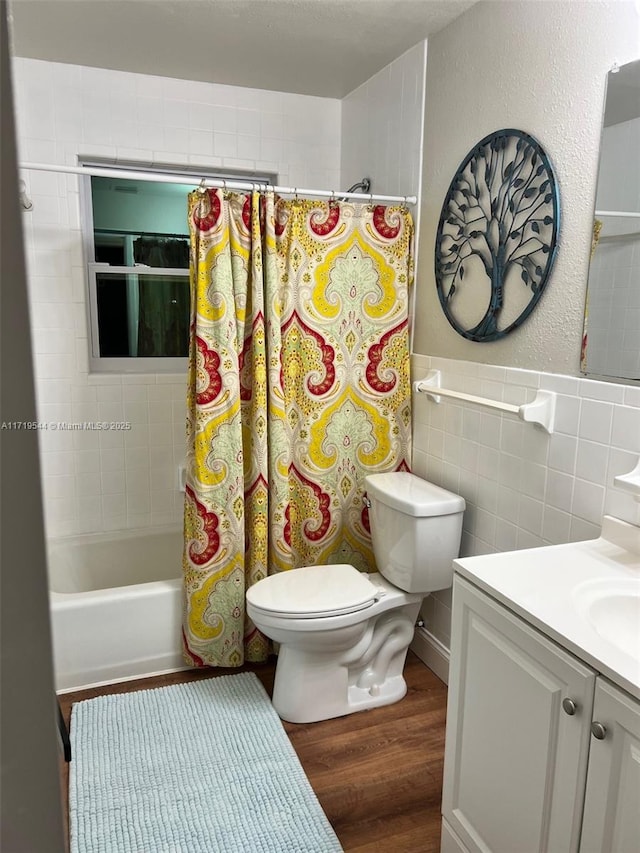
[[435, 129, 560, 342]]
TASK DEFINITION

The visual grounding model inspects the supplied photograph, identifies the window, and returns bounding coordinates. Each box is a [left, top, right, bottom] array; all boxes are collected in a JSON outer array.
[[81, 163, 275, 373]]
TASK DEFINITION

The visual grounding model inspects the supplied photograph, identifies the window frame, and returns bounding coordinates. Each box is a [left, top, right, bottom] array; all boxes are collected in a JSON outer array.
[[79, 160, 276, 374]]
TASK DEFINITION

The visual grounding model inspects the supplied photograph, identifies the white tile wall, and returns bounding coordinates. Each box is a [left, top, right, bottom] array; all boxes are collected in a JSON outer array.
[[340, 40, 427, 347], [13, 57, 341, 538], [412, 353, 640, 648], [340, 40, 426, 200]]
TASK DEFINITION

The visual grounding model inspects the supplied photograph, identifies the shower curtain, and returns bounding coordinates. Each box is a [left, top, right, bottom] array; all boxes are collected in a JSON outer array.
[[182, 188, 414, 667]]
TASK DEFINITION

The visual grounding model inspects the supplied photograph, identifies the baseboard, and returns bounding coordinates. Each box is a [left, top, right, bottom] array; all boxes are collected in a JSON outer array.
[[410, 625, 450, 684]]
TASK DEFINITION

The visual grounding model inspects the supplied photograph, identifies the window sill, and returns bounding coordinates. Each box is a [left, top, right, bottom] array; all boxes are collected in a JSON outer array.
[[88, 356, 188, 378]]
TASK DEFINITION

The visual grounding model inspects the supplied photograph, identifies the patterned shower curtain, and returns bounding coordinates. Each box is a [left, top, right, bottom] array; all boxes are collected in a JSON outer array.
[[182, 188, 414, 667]]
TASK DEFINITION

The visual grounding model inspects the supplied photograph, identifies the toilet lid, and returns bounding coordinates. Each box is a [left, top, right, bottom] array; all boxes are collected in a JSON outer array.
[[246, 564, 379, 618]]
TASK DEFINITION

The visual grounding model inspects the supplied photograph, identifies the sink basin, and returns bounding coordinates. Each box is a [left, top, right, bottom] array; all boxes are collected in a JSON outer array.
[[454, 515, 640, 698], [573, 578, 640, 657]]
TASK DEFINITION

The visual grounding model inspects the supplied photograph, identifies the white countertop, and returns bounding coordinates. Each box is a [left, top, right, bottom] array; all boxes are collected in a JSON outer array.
[[454, 516, 640, 701]]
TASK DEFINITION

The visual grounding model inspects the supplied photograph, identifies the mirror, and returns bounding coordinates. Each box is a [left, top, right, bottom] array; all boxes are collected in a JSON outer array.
[[582, 58, 640, 383]]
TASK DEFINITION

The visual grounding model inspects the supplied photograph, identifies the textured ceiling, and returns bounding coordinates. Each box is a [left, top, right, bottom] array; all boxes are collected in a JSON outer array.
[[8, 0, 477, 98]]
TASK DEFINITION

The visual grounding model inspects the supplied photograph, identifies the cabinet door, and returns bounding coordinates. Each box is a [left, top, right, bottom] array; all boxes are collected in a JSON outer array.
[[579, 678, 640, 853], [442, 577, 596, 853]]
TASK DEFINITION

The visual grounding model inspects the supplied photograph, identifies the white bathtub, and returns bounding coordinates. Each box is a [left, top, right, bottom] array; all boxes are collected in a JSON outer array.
[[47, 526, 187, 692]]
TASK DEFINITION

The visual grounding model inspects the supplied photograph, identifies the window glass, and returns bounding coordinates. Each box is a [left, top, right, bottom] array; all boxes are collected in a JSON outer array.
[[82, 166, 275, 373], [90, 176, 192, 254], [95, 271, 189, 358], [89, 176, 191, 359]]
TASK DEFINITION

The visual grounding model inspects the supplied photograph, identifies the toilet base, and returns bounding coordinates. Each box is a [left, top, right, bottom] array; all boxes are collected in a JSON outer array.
[[271, 602, 420, 723], [346, 673, 408, 712]]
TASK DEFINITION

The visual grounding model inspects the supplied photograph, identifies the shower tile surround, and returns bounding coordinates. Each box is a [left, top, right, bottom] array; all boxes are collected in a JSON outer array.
[[340, 43, 426, 210], [12, 58, 342, 537], [340, 41, 427, 341], [13, 44, 427, 540], [412, 353, 640, 652]]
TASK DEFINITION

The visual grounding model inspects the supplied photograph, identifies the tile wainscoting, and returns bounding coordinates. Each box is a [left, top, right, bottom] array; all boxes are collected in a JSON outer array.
[[410, 353, 640, 681]]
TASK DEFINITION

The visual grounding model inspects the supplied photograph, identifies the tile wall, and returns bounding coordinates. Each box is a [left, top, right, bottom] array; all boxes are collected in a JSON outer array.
[[411, 353, 640, 651], [12, 58, 341, 538], [340, 40, 427, 343], [340, 40, 426, 200]]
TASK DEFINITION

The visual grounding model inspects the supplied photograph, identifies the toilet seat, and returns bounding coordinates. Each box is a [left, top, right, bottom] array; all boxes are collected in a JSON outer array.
[[246, 563, 380, 619]]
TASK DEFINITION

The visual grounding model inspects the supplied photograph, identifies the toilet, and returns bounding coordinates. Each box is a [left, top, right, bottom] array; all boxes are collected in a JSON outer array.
[[246, 471, 465, 723]]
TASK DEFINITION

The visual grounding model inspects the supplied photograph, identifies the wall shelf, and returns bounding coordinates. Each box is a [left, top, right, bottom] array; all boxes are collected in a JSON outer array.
[[413, 370, 556, 434]]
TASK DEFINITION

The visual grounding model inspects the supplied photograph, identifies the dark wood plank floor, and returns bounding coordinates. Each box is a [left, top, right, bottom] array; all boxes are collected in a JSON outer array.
[[58, 651, 447, 852]]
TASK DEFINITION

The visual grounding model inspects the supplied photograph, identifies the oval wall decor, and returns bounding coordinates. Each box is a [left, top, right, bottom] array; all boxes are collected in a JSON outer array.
[[435, 129, 560, 342]]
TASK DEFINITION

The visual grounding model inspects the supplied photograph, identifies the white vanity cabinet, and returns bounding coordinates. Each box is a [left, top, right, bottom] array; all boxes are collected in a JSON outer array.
[[441, 576, 640, 853], [580, 679, 640, 852]]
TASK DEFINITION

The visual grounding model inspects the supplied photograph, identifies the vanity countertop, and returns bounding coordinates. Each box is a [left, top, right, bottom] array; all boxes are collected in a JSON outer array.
[[453, 516, 640, 701]]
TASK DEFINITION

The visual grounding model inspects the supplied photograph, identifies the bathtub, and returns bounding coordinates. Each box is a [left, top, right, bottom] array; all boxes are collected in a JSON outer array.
[[47, 526, 187, 692]]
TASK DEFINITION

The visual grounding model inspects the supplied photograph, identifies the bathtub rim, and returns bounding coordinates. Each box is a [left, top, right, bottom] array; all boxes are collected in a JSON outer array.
[[46, 522, 183, 551], [50, 576, 182, 605], [47, 523, 183, 597]]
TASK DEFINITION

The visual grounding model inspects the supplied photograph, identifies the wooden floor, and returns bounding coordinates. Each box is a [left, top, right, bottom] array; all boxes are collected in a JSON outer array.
[[58, 652, 448, 852]]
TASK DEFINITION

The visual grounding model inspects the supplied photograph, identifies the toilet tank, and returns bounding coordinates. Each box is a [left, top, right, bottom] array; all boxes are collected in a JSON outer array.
[[364, 472, 465, 593]]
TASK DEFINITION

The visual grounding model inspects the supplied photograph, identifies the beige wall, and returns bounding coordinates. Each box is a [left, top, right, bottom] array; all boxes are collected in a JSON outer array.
[[413, 0, 639, 374]]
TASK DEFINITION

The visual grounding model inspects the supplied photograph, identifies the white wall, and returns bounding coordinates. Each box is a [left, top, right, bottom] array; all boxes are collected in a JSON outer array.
[[584, 116, 640, 380], [413, 0, 639, 374], [13, 58, 341, 538]]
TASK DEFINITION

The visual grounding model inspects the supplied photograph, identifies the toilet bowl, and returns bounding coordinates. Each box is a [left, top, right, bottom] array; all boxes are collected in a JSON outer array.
[[246, 472, 465, 723]]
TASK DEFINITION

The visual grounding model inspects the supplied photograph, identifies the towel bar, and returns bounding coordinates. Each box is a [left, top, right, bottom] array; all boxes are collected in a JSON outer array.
[[413, 370, 556, 434]]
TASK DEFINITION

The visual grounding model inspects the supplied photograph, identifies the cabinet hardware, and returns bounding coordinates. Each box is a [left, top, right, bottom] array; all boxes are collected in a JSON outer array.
[[591, 721, 607, 740], [562, 698, 578, 715]]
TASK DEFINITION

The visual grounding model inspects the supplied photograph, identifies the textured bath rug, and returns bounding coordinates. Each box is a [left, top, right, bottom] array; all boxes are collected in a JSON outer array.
[[69, 672, 343, 853]]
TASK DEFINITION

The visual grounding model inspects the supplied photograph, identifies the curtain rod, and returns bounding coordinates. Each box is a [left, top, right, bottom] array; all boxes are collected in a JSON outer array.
[[19, 162, 418, 205]]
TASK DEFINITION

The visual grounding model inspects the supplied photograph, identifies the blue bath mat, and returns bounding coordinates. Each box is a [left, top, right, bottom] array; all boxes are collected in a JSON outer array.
[[69, 672, 343, 853]]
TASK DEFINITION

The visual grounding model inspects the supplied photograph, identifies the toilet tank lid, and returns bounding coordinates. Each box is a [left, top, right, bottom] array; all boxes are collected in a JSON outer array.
[[365, 472, 465, 517]]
